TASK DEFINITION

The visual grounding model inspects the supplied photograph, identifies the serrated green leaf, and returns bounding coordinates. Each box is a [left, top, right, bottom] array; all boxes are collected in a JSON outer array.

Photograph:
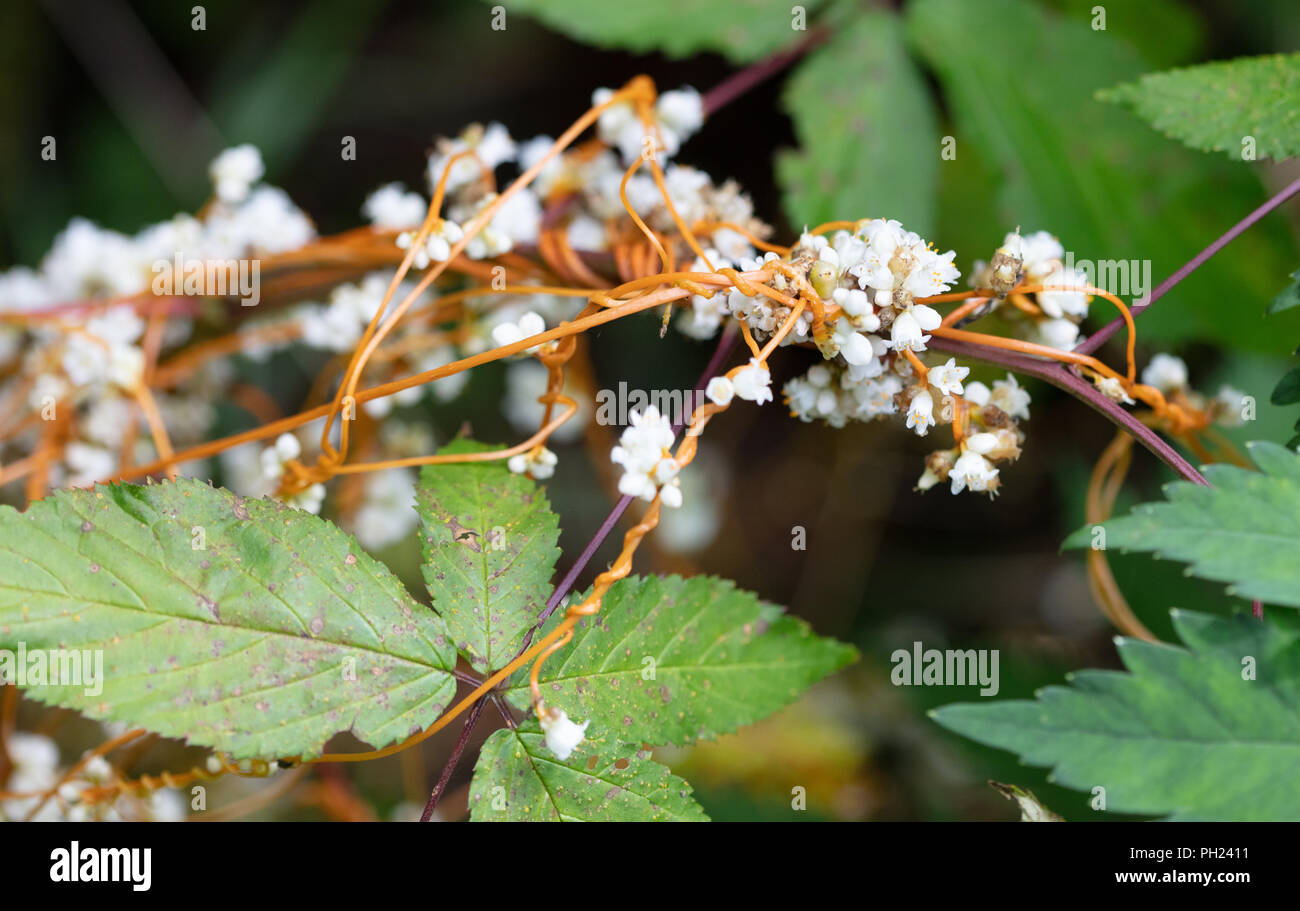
[[776, 11, 938, 233], [1272, 365, 1300, 405], [483, 0, 826, 63], [1099, 53, 1300, 162], [933, 609, 1300, 821], [1064, 441, 1300, 609], [416, 440, 560, 672], [1269, 269, 1300, 314], [505, 574, 857, 745], [905, 0, 1300, 353], [0, 479, 457, 759], [468, 720, 708, 821]]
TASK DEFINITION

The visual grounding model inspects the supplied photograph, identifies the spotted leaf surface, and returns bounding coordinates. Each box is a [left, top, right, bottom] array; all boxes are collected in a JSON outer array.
[[468, 720, 707, 821], [506, 574, 857, 745], [417, 440, 561, 672], [0, 479, 457, 759]]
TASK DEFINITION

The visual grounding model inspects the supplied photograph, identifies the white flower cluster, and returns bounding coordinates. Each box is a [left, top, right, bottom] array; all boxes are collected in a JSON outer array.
[[1, 730, 183, 822], [969, 229, 1091, 351], [1140, 352, 1251, 427], [611, 405, 683, 507]]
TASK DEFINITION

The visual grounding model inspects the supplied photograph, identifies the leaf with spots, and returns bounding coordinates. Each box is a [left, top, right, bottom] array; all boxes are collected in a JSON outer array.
[[933, 609, 1300, 820], [0, 479, 457, 760], [505, 574, 857, 745], [416, 440, 561, 672], [468, 720, 707, 821], [1098, 52, 1300, 162]]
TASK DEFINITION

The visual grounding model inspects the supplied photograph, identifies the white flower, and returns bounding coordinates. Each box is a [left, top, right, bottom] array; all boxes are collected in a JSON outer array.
[[289, 483, 326, 514], [426, 122, 517, 195], [732, 358, 773, 404], [540, 708, 590, 760], [890, 305, 941, 352], [705, 376, 734, 406], [209, 144, 264, 205], [507, 446, 558, 479], [611, 406, 685, 505], [1096, 375, 1135, 405], [64, 441, 115, 487], [928, 357, 969, 396], [1037, 265, 1090, 319], [1214, 384, 1248, 426], [990, 374, 1031, 420], [423, 220, 465, 263], [363, 183, 428, 229], [832, 287, 879, 331], [593, 86, 704, 164], [491, 311, 546, 352], [1036, 317, 1081, 351], [963, 380, 991, 407], [906, 389, 935, 436], [260, 433, 301, 479], [1141, 353, 1188, 393], [949, 449, 999, 495]]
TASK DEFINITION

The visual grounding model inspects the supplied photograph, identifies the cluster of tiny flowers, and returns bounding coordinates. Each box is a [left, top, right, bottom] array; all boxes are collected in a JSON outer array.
[[968, 229, 1092, 351], [1140, 352, 1251, 427], [611, 406, 683, 507], [0, 144, 312, 494], [0, 730, 183, 822]]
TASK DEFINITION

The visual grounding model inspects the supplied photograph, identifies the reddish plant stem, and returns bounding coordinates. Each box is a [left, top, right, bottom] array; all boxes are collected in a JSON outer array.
[[929, 336, 1208, 485], [1078, 173, 1300, 356], [702, 28, 829, 117], [419, 698, 486, 822]]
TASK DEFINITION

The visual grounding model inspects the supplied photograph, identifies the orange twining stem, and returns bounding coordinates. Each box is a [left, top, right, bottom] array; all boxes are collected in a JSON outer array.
[[902, 348, 929, 384], [17, 727, 146, 821], [807, 220, 859, 236], [940, 296, 992, 328], [645, 151, 714, 271], [1017, 282, 1138, 382], [324, 77, 657, 468], [691, 220, 789, 255], [1085, 431, 1157, 642], [112, 284, 688, 483], [932, 326, 1125, 381], [619, 156, 671, 271]]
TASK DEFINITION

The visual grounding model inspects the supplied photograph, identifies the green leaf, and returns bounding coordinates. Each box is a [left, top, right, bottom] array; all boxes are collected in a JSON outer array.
[[483, 0, 826, 63], [1099, 53, 1300, 162], [905, 0, 1300, 353], [416, 440, 560, 672], [1273, 366, 1300, 405], [776, 11, 939, 233], [1268, 268, 1300, 314], [468, 720, 708, 821], [505, 574, 857, 745], [933, 609, 1300, 821], [0, 479, 457, 759], [1064, 441, 1300, 609]]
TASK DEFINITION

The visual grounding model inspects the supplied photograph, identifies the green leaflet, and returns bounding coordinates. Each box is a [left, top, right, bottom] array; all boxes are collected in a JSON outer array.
[[1063, 441, 1300, 609], [776, 11, 939, 234], [906, 0, 1299, 353], [1099, 52, 1300, 162], [481, 0, 827, 63], [933, 609, 1300, 821], [505, 574, 857, 745], [468, 721, 708, 821], [416, 440, 560, 672], [0, 479, 457, 760], [1269, 268, 1300, 315]]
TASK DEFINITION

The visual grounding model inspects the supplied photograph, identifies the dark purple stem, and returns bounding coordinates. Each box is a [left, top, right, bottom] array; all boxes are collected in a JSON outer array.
[[702, 28, 829, 117], [419, 697, 486, 822], [929, 336, 1208, 485], [1077, 173, 1300, 356]]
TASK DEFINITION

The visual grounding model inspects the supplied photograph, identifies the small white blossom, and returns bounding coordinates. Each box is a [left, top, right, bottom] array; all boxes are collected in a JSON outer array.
[[507, 446, 558, 479], [363, 183, 428, 229], [705, 376, 734, 406], [540, 708, 590, 760], [1141, 353, 1188, 393], [906, 389, 935, 436], [928, 358, 969, 396], [890, 305, 942, 352], [1096, 375, 1136, 405], [491, 311, 546, 352], [731, 359, 773, 404], [209, 144, 264, 205], [950, 449, 999, 495], [990, 374, 1031, 420]]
